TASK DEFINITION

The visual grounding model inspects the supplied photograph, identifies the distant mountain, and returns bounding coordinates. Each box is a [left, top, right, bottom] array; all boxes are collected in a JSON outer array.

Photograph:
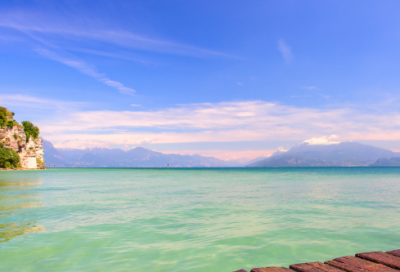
[[42, 140, 70, 166], [42, 139, 239, 167], [248, 142, 399, 167], [370, 157, 400, 166], [245, 150, 287, 166], [43, 139, 400, 168], [245, 156, 268, 166]]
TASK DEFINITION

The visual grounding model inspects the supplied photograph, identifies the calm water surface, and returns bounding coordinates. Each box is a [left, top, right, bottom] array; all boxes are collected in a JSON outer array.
[[0, 168, 400, 271]]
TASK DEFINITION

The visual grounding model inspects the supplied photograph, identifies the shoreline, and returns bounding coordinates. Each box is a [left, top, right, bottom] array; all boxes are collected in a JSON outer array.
[[0, 168, 45, 171]]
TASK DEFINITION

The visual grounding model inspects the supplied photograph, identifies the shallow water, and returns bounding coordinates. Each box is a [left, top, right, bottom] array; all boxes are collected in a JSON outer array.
[[0, 168, 399, 271]]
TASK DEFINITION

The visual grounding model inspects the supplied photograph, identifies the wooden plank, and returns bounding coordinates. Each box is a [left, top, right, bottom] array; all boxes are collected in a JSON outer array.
[[356, 252, 400, 270], [251, 267, 293, 272], [290, 262, 345, 272], [290, 262, 322, 272], [308, 262, 347, 272], [327, 256, 397, 272], [325, 259, 367, 272], [234, 249, 400, 272], [387, 250, 400, 259]]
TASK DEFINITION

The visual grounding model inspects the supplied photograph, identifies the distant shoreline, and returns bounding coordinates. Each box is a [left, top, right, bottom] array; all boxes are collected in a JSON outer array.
[[43, 166, 400, 169], [2, 166, 400, 171]]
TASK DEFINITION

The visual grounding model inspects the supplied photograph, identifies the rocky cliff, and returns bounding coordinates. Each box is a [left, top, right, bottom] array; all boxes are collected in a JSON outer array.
[[0, 115, 44, 169]]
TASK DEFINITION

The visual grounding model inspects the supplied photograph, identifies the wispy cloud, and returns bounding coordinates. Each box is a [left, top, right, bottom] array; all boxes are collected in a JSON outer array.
[[34, 48, 135, 95], [277, 39, 293, 63], [0, 10, 236, 59], [0, 94, 87, 110], [0, 9, 239, 95], [0, 15, 137, 95]]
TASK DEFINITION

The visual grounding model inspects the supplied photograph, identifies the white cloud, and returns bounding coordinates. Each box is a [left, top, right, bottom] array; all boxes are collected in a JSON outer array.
[[303, 135, 341, 145], [278, 40, 293, 63], [135, 138, 154, 146], [277, 146, 289, 152], [27, 99, 400, 151]]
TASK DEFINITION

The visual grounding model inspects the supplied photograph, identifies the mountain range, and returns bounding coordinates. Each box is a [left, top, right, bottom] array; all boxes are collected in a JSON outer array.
[[43, 139, 400, 168], [42, 140, 241, 167], [248, 141, 400, 167]]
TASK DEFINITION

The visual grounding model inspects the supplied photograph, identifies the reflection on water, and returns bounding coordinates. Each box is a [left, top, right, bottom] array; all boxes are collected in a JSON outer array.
[[0, 178, 45, 242], [0, 223, 45, 242]]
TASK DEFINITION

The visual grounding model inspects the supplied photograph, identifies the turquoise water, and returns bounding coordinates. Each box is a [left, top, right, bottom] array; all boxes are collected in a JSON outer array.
[[0, 168, 400, 271]]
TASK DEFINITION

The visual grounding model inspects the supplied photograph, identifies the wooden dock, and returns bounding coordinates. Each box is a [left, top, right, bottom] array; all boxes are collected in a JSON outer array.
[[234, 249, 400, 272]]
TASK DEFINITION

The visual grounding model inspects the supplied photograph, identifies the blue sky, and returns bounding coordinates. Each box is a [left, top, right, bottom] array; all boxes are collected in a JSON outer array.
[[1, 0, 400, 161]]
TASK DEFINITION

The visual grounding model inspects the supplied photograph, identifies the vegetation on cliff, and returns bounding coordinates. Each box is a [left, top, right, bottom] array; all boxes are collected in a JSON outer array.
[[0, 147, 20, 168], [0, 108, 20, 168], [0, 106, 13, 128], [21, 121, 40, 142], [0, 106, 44, 169], [36, 158, 45, 169]]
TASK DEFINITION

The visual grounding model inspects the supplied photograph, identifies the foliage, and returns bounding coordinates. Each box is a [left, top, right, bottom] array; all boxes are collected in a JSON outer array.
[[21, 121, 40, 142], [0, 113, 5, 128], [0, 148, 20, 169], [13, 133, 18, 140], [0, 142, 3, 148], [0, 107, 13, 128], [6, 120, 16, 129], [36, 158, 45, 169], [0, 107, 12, 117]]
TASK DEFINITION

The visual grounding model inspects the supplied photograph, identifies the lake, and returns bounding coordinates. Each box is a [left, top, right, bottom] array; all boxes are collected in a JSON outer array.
[[1, 168, 399, 271]]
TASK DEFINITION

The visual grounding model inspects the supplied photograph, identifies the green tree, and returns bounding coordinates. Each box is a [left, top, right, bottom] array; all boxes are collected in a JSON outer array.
[[0, 106, 12, 117], [0, 107, 13, 128], [6, 120, 16, 129], [0, 112, 6, 128], [21, 121, 40, 142], [0, 148, 20, 168]]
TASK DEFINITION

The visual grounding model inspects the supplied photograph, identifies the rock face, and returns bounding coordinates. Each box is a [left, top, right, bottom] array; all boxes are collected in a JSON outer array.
[[0, 118, 44, 169]]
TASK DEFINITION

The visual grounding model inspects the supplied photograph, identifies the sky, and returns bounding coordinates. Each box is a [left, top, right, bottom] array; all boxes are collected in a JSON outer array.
[[1, 0, 400, 162]]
